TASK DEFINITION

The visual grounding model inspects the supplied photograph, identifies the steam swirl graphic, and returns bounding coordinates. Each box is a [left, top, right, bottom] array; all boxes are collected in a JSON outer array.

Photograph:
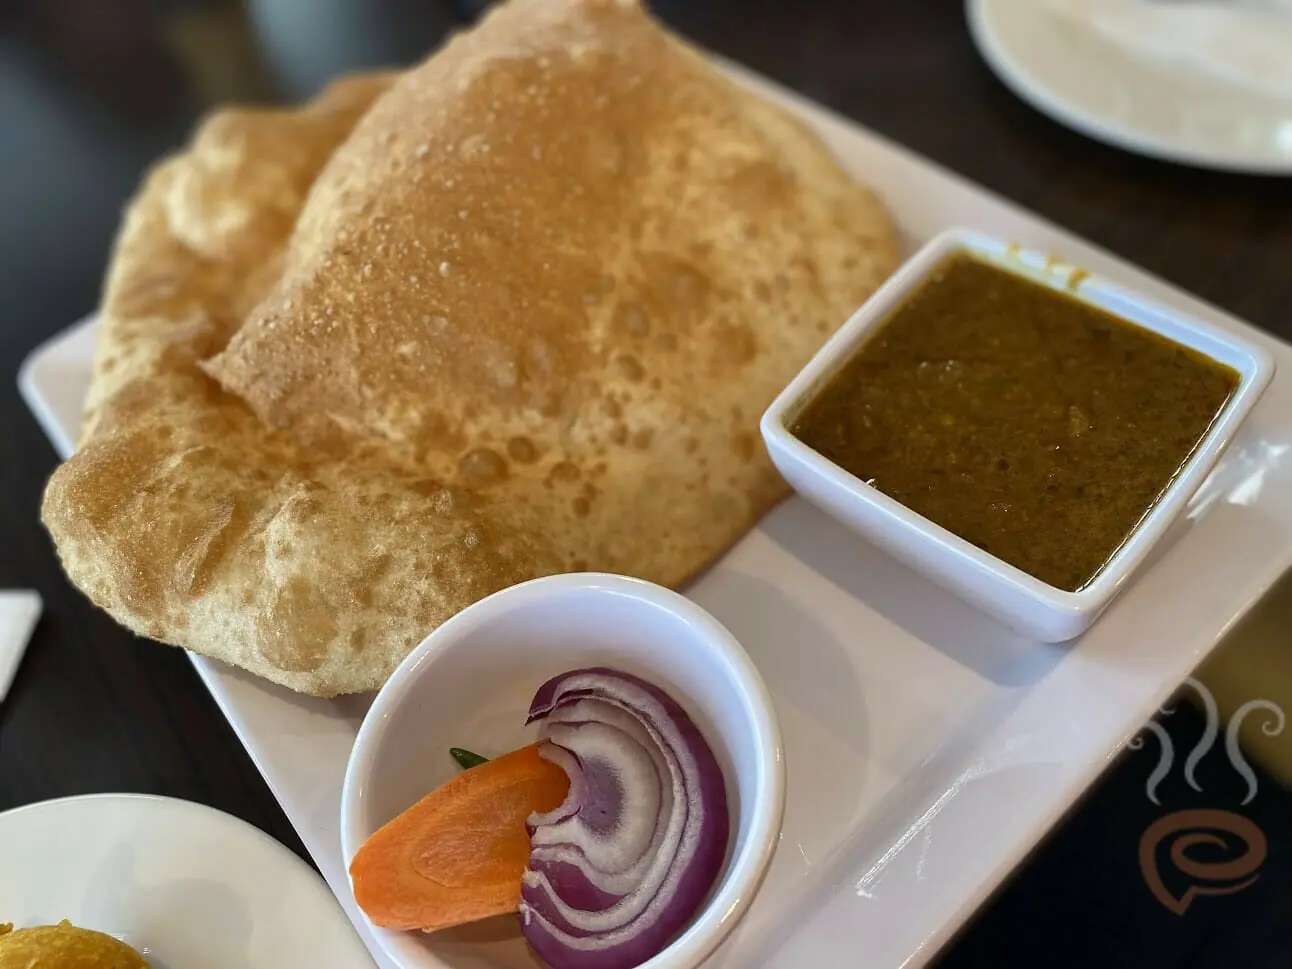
[[1178, 677, 1219, 792], [1139, 809, 1267, 915], [1137, 677, 1286, 804], [1226, 699, 1287, 805], [1128, 721, 1174, 806]]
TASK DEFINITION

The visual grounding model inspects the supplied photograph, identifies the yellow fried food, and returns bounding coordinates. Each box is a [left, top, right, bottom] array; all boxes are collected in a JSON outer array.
[[0, 921, 149, 969], [40, 0, 898, 696]]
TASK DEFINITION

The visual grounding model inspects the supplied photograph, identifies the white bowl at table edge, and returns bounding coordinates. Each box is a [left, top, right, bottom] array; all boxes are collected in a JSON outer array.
[[340, 572, 786, 969], [761, 227, 1276, 643]]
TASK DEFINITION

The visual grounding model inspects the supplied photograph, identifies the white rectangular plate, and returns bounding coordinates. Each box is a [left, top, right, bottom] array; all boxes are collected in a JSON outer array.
[[19, 62, 1292, 969]]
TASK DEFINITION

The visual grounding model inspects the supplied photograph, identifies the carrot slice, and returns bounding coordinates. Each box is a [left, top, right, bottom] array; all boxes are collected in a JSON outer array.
[[350, 742, 570, 932]]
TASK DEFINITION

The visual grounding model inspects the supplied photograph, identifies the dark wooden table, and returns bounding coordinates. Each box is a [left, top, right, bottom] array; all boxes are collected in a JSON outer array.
[[1, 2, 1289, 966]]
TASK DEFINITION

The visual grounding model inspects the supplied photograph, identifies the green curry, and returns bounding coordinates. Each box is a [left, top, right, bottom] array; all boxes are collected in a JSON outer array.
[[792, 253, 1238, 592]]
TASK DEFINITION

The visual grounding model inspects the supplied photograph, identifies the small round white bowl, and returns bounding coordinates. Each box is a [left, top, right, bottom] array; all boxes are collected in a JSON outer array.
[[341, 573, 785, 969]]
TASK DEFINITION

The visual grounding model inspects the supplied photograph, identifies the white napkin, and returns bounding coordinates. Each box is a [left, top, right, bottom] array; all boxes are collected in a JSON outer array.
[[0, 591, 42, 705], [1046, 0, 1292, 99]]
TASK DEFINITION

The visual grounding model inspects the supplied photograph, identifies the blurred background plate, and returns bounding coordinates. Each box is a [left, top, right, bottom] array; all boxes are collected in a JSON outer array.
[[968, 0, 1292, 173], [0, 794, 376, 969]]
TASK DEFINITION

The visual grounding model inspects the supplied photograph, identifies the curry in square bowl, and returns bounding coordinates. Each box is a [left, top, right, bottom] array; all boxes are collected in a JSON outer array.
[[761, 229, 1275, 642]]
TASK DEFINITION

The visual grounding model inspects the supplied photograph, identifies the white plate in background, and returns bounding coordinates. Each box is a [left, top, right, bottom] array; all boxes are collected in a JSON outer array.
[[19, 60, 1292, 969], [969, 0, 1292, 173], [0, 794, 375, 969]]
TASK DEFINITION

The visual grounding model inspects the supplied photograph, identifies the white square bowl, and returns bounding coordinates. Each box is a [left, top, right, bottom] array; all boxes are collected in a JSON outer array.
[[760, 228, 1276, 643]]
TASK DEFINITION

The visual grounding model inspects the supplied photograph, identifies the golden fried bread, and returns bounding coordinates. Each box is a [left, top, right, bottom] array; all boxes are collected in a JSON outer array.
[[42, 0, 897, 696]]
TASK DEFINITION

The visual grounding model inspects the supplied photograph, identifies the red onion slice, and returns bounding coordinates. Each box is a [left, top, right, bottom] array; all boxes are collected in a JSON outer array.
[[519, 668, 729, 969], [534, 699, 676, 896], [537, 721, 661, 872], [528, 742, 586, 830]]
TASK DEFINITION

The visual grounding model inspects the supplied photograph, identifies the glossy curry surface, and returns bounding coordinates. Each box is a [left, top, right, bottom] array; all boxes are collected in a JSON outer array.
[[792, 254, 1239, 591]]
